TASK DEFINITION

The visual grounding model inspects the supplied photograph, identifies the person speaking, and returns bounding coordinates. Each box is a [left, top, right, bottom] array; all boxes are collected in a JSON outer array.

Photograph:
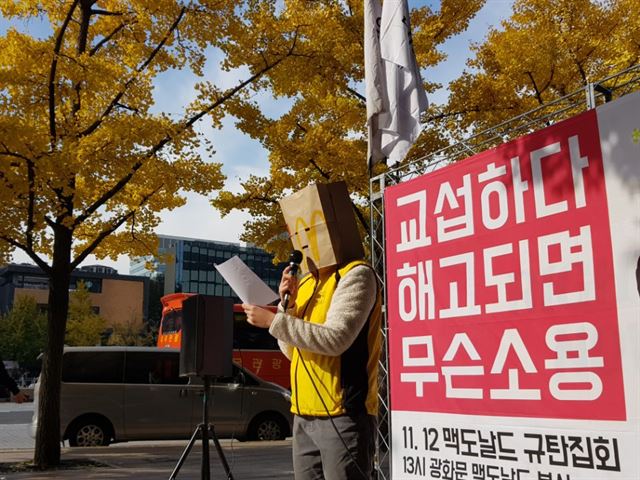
[[242, 181, 382, 480]]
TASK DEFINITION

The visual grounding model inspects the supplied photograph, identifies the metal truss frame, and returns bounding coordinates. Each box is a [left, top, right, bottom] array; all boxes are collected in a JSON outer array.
[[369, 63, 640, 479]]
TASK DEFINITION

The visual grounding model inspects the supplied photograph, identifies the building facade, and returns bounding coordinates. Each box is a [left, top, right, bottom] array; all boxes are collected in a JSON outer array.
[[0, 263, 149, 327], [130, 234, 284, 300]]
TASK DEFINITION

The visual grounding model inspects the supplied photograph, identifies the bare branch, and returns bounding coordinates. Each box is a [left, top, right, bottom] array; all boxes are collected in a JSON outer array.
[[80, 6, 187, 137], [48, 0, 80, 149], [0, 146, 38, 249], [126, 213, 158, 257], [346, 86, 366, 103], [0, 147, 32, 163], [114, 102, 140, 114], [89, 22, 128, 56], [74, 26, 302, 230], [425, 108, 480, 122], [0, 235, 51, 274], [70, 185, 162, 269], [90, 9, 123, 16], [526, 71, 545, 106], [240, 194, 279, 206], [44, 216, 56, 229], [309, 158, 331, 180], [25, 158, 36, 251]]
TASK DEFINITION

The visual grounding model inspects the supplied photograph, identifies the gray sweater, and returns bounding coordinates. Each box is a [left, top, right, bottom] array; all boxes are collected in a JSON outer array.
[[268, 265, 377, 359]]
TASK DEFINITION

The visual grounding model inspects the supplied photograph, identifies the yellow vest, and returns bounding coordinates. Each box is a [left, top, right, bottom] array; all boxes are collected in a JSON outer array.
[[289, 260, 382, 417]]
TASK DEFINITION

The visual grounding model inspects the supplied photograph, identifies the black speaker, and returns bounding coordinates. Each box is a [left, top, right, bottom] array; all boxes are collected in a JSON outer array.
[[180, 295, 233, 378]]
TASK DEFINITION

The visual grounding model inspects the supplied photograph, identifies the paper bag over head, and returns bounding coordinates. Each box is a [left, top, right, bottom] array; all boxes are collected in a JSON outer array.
[[279, 181, 365, 274]]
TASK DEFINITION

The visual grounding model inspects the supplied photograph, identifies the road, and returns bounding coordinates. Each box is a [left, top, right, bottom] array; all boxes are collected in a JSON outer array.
[[0, 402, 34, 450], [0, 407, 31, 425], [0, 402, 296, 479]]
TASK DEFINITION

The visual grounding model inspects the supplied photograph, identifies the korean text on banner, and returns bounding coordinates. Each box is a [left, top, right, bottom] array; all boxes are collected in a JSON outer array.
[[383, 92, 640, 479]]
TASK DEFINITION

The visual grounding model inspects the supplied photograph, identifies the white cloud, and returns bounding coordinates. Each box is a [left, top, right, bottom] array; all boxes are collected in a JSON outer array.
[[425, 0, 514, 106], [8, 2, 513, 274], [157, 192, 250, 243], [145, 1, 515, 278]]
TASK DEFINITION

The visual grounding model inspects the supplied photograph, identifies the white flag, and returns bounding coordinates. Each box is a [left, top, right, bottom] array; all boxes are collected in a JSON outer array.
[[378, 0, 428, 166], [364, 0, 385, 167]]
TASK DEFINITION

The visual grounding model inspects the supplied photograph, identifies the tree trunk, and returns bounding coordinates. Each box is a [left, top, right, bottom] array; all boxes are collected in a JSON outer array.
[[33, 227, 72, 468]]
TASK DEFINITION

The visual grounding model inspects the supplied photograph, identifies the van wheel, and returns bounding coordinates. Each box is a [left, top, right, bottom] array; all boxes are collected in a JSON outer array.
[[248, 413, 288, 441], [68, 417, 112, 447]]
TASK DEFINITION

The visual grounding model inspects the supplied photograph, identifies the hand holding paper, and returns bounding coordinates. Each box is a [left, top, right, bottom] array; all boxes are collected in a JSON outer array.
[[214, 256, 279, 306]]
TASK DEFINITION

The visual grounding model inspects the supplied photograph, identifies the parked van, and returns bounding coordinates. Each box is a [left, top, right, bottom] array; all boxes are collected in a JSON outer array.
[[30, 346, 292, 447]]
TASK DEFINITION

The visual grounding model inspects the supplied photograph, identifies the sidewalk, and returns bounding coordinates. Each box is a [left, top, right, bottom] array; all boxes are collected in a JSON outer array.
[[0, 440, 294, 479], [0, 425, 32, 451]]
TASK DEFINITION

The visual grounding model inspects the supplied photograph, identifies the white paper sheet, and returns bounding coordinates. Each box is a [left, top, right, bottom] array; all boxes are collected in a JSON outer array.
[[214, 255, 279, 306]]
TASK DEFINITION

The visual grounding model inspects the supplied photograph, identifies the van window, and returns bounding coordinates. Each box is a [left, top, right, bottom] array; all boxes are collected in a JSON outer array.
[[62, 351, 124, 383], [124, 352, 188, 385]]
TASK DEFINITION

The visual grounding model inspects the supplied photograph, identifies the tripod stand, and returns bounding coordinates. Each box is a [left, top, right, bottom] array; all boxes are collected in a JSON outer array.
[[169, 376, 234, 480]]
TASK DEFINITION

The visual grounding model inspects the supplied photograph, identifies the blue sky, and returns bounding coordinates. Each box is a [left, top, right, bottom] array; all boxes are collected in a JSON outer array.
[[4, 1, 514, 272]]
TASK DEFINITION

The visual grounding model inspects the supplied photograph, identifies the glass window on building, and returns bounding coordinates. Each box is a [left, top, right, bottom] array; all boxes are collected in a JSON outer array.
[[15, 275, 49, 290]]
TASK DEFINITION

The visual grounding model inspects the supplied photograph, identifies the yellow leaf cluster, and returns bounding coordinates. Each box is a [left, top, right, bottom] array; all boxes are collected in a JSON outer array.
[[2, 2, 335, 467], [212, 0, 485, 260], [0, 0, 299, 268], [440, 0, 640, 140]]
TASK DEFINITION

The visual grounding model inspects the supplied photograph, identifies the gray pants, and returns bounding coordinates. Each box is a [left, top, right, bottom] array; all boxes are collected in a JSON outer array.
[[292, 414, 376, 480]]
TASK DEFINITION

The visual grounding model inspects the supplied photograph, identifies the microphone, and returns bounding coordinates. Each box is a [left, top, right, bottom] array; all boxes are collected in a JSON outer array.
[[283, 250, 303, 310]]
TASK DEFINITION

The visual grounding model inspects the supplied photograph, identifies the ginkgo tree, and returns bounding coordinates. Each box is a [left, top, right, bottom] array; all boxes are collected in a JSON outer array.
[[212, 0, 485, 261], [217, 0, 640, 261], [0, 0, 307, 468], [439, 0, 640, 141], [65, 282, 107, 346]]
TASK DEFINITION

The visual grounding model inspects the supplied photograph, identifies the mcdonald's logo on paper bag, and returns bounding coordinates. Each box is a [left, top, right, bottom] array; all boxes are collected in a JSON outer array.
[[279, 181, 365, 274]]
